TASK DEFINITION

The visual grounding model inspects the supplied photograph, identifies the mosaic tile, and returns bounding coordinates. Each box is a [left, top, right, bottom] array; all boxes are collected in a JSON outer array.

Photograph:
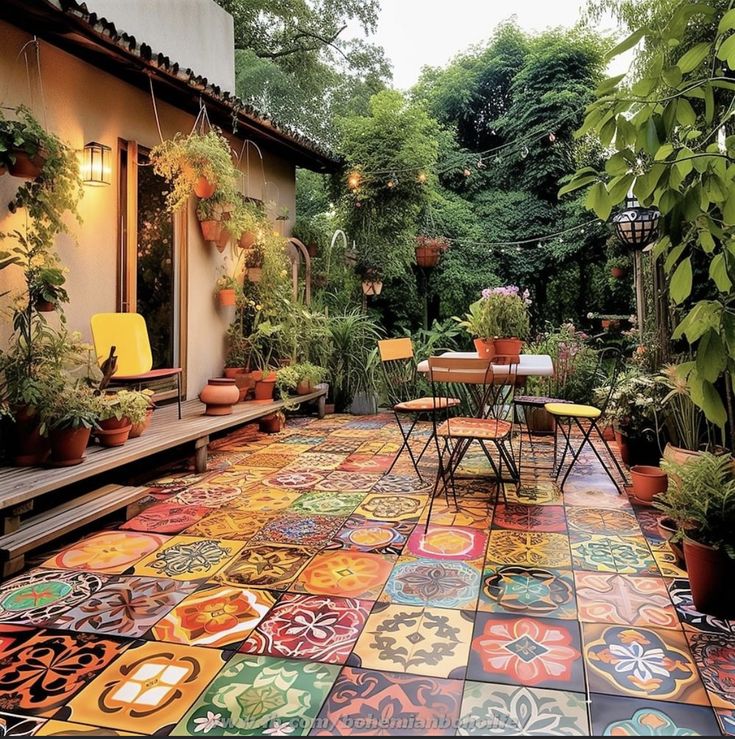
[[503, 480, 562, 506], [174, 654, 339, 736], [373, 475, 434, 495], [314, 472, 381, 493], [144, 472, 212, 494], [686, 631, 735, 709], [668, 579, 734, 634], [229, 487, 301, 513], [562, 488, 631, 509], [248, 513, 345, 547], [355, 494, 427, 522], [312, 439, 363, 455], [0, 713, 46, 736], [0, 632, 127, 716], [326, 516, 413, 556], [485, 531, 572, 569], [286, 453, 346, 471], [405, 525, 487, 560], [151, 583, 276, 648], [182, 509, 272, 540], [289, 491, 365, 517], [34, 719, 140, 735], [348, 602, 473, 679], [381, 556, 481, 609], [424, 499, 494, 529], [313, 667, 463, 736], [468, 614, 584, 691], [583, 623, 708, 705], [206, 466, 271, 486], [338, 454, 395, 473], [459, 682, 589, 735], [63, 641, 228, 733], [262, 470, 326, 490], [49, 575, 197, 637], [171, 484, 243, 507], [590, 693, 722, 736], [633, 507, 667, 544], [492, 504, 567, 533], [651, 542, 689, 578], [0, 569, 108, 626], [215, 544, 315, 590], [280, 434, 328, 446], [120, 502, 211, 535], [718, 709, 735, 735], [566, 507, 640, 536], [42, 531, 168, 574], [291, 551, 395, 599], [574, 572, 679, 628], [241, 593, 371, 664], [131, 536, 243, 580], [0, 624, 36, 654], [480, 566, 576, 619], [570, 534, 657, 575], [244, 451, 298, 468]]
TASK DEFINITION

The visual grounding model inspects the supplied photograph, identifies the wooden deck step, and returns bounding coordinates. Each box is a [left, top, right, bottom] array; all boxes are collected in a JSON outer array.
[[0, 483, 149, 577]]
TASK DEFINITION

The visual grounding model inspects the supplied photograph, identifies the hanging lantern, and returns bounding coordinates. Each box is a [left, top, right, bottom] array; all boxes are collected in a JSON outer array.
[[82, 141, 111, 185], [612, 195, 660, 250]]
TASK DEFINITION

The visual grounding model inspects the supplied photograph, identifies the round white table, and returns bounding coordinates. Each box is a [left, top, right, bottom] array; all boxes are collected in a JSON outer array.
[[416, 352, 554, 376]]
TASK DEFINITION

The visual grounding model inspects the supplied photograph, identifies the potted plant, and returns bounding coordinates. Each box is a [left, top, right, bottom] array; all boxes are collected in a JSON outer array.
[[150, 129, 237, 209], [244, 243, 265, 282], [415, 236, 449, 268], [97, 389, 153, 447], [29, 265, 68, 312], [656, 453, 735, 617], [40, 383, 100, 466], [250, 321, 282, 401], [629, 465, 668, 505], [216, 274, 240, 308], [455, 297, 497, 359], [259, 410, 285, 434], [609, 256, 628, 279], [481, 286, 531, 363], [231, 198, 264, 250], [350, 348, 382, 415], [128, 390, 155, 439], [276, 362, 325, 399], [0, 107, 50, 179], [196, 194, 227, 247], [292, 218, 320, 258]]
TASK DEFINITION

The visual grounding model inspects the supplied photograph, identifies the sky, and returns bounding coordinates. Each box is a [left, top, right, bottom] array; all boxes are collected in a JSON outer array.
[[367, 0, 628, 89]]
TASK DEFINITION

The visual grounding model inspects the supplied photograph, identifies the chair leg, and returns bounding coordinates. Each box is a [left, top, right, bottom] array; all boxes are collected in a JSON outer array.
[[595, 423, 628, 493], [425, 438, 452, 532], [576, 419, 627, 494], [554, 418, 573, 482], [176, 374, 182, 420], [385, 413, 422, 480]]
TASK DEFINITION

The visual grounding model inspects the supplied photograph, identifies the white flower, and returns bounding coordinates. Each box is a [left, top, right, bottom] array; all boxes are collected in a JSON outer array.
[[610, 642, 668, 682], [264, 721, 295, 736], [193, 712, 224, 733]]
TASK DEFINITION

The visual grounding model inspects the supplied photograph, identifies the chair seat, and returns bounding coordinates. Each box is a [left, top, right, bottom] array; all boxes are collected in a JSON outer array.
[[113, 367, 182, 381], [394, 396, 460, 412], [514, 395, 571, 407], [545, 402, 601, 419], [437, 417, 512, 440]]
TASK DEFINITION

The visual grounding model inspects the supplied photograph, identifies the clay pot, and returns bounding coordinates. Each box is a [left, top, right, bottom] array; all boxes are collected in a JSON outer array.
[[234, 371, 256, 402], [296, 380, 315, 396], [684, 537, 735, 618], [199, 219, 223, 244], [615, 431, 631, 466], [9, 148, 47, 179], [13, 405, 50, 466], [49, 426, 92, 466], [657, 516, 685, 568], [97, 416, 132, 447], [630, 465, 668, 503], [324, 402, 336, 415], [525, 406, 555, 434], [224, 367, 243, 379], [194, 176, 216, 199], [415, 244, 441, 268], [253, 372, 277, 401], [473, 338, 495, 360], [129, 408, 154, 439], [218, 288, 236, 307], [199, 378, 239, 415], [494, 338, 523, 364], [662, 443, 702, 467], [259, 413, 284, 434], [35, 299, 55, 312], [611, 266, 626, 279], [239, 231, 256, 250], [602, 424, 615, 441]]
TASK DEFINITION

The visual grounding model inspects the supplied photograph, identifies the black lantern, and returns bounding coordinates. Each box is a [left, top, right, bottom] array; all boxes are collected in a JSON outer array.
[[82, 141, 111, 185], [612, 195, 660, 250]]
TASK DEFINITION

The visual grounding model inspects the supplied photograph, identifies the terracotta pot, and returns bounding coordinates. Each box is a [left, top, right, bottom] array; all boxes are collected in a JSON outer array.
[[234, 371, 256, 402], [473, 338, 495, 360], [657, 516, 686, 568], [259, 413, 284, 434], [218, 288, 236, 307], [254, 374, 277, 401], [129, 408, 154, 439], [630, 465, 668, 502], [611, 266, 626, 279], [199, 378, 239, 416], [324, 402, 335, 415], [601, 319, 621, 331], [494, 338, 523, 364], [96, 416, 132, 448], [525, 406, 555, 434], [615, 431, 630, 466], [193, 176, 216, 199], [49, 426, 92, 466], [224, 367, 243, 379], [602, 424, 615, 441], [199, 219, 223, 244], [13, 406, 50, 466], [662, 443, 702, 467], [415, 245, 441, 268], [684, 537, 735, 618], [296, 380, 315, 396], [362, 280, 383, 296], [35, 299, 55, 312], [247, 267, 263, 283], [9, 149, 47, 178], [239, 231, 257, 250]]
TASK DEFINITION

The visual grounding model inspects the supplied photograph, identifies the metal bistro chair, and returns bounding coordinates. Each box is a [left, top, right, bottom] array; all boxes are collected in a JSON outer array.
[[544, 347, 627, 493], [425, 356, 519, 530], [91, 313, 183, 419], [378, 337, 460, 481]]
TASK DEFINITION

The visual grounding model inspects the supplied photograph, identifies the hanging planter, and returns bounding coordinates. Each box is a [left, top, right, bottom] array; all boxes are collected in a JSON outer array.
[[612, 196, 660, 250], [218, 288, 236, 307], [196, 193, 232, 248], [193, 175, 216, 199], [361, 267, 383, 296], [9, 148, 48, 179], [239, 231, 257, 250], [610, 266, 626, 279], [415, 236, 449, 268]]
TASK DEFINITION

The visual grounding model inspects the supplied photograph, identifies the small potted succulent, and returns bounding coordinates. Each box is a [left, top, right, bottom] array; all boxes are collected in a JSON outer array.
[[415, 235, 449, 268], [276, 363, 326, 399], [97, 389, 151, 447], [40, 383, 100, 466]]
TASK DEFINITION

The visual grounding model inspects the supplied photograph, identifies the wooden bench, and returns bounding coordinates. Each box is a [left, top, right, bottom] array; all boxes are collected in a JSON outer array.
[[0, 484, 149, 577]]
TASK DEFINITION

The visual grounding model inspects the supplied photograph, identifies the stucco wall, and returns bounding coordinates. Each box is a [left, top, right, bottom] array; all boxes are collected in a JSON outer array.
[[86, 0, 236, 92], [0, 21, 296, 398]]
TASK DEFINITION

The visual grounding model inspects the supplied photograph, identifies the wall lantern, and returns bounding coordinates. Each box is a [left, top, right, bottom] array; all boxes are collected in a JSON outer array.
[[612, 195, 660, 250], [82, 141, 112, 185]]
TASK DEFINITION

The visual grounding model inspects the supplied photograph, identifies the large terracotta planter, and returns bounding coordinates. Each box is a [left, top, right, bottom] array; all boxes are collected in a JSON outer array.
[[473, 338, 495, 360], [630, 465, 668, 503], [129, 408, 154, 439], [657, 516, 685, 568], [199, 378, 239, 416], [662, 443, 702, 466], [9, 149, 47, 178], [13, 405, 50, 466], [199, 219, 223, 243], [218, 288, 236, 307], [224, 367, 243, 379], [684, 537, 735, 617], [194, 176, 216, 199], [97, 417, 132, 448], [253, 372, 277, 401], [259, 413, 285, 434], [494, 338, 523, 364], [49, 426, 92, 467], [296, 380, 315, 396]]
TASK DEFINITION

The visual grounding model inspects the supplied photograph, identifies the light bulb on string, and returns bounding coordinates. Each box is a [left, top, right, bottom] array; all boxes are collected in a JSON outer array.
[[476, 157, 486, 170], [347, 171, 361, 190], [387, 172, 398, 189], [520, 145, 529, 159], [417, 170, 428, 184], [549, 132, 556, 143], [463, 167, 471, 178]]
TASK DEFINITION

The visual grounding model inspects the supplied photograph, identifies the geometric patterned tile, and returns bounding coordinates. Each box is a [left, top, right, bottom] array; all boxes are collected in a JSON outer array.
[[405, 525, 487, 560], [170, 485, 243, 507], [228, 488, 302, 514], [248, 514, 345, 547], [181, 509, 274, 540], [566, 507, 640, 536], [574, 572, 679, 628], [0, 713, 46, 735], [291, 551, 395, 599], [570, 534, 657, 575], [485, 531, 572, 569], [492, 504, 567, 533], [651, 543, 688, 578], [668, 579, 735, 635], [348, 602, 473, 678], [289, 491, 365, 517], [120, 502, 211, 534], [215, 544, 316, 590], [422, 499, 494, 529], [355, 494, 427, 522], [562, 489, 632, 509], [325, 516, 413, 556], [503, 481, 562, 506], [686, 631, 735, 709]]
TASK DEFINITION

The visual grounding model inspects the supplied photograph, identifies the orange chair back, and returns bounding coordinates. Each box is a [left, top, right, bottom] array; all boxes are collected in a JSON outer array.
[[427, 356, 494, 384], [378, 337, 414, 362]]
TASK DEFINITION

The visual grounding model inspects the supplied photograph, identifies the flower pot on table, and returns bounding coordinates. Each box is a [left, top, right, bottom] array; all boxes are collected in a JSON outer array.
[[494, 338, 523, 364], [473, 338, 495, 360]]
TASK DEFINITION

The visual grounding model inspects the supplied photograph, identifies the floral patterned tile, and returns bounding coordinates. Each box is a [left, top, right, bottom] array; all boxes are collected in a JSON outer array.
[[171, 484, 243, 507], [373, 475, 434, 495], [479, 566, 577, 620], [459, 682, 589, 735], [650, 542, 688, 578], [248, 513, 346, 547], [313, 667, 464, 736], [422, 500, 494, 529], [314, 472, 382, 493], [229, 487, 302, 513], [686, 631, 735, 709], [338, 454, 395, 474], [289, 491, 365, 517], [62, 640, 228, 734], [380, 556, 482, 610], [173, 654, 339, 736], [633, 507, 667, 544], [151, 583, 276, 649], [405, 525, 487, 561], [570, 533, 658, 575], [291, 551, 396, 599], [355, 494, 427, 522], [492, 504, 567, 533], [503, 480, 562, 506], [590, 693, 722, 736], [485, 531, 572, 569], [131, 536, 244, 581], [282, 452, 346, 472], [0, 713, 46, 735], [182, 509, 273, 540], [468, 613, 585, 692], [42, 531, 169, 574], [583, 623, 709, 705], [241, 593, 372, 665], [326, 516, 414, 556], [566, 507, 641, 536], [206, 466, 272, 487], [0, 631, 128, 716], [120, 502, 211, 535], [574, 572, 679, 629], [215, 544, 316, 591], [263, 470, 327, 490], [668, 578, 734, 635], [48, 575, 198, 638]]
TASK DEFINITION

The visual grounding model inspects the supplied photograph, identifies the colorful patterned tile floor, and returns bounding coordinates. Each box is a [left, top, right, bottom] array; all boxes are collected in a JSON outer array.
[[0, 414, 732, 735]]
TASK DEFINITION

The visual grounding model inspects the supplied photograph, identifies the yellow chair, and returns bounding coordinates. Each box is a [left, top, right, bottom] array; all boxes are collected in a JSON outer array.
[[91, 313, 182, 419]]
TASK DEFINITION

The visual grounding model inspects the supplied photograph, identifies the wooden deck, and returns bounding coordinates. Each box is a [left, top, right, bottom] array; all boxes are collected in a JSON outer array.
[[0, 388, 326, 524]]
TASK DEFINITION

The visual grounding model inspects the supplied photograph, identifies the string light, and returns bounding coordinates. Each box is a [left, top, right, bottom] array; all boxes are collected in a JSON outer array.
[[463, 167, 472, 177], [347, 171, 361, 190], [417, 171, 428, 184], [476, 157, 486, 170], [549, 132, 556, 143], [387, 172, 398, 188]]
